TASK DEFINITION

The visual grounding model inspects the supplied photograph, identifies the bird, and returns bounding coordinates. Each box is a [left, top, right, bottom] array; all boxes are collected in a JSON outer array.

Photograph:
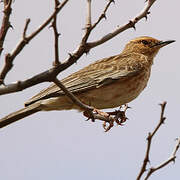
[[0, 36, 175, 128]]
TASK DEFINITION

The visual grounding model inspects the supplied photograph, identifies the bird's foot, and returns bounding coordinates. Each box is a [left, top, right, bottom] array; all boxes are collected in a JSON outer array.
[[103, 104, 130, 132], [83, 104, 130, 132]]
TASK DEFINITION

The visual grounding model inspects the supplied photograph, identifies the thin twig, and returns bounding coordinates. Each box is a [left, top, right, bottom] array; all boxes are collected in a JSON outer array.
[[0, 18, 30, 82], [87, 0, 156, 49], [136, 101, 167, 180], [23, 18, 30, 39], [81, 0, 92, 45], [53, 78, 93, 112], [51, 0, 61, 66], [27, 0, 68, 41], [91, 0, 114, 30], [0, 0, 68, 84], [0, 0, 12, 56], [86, 0, 92, 29], [0, 0, 156, 95], [144, 138, 180, 180]]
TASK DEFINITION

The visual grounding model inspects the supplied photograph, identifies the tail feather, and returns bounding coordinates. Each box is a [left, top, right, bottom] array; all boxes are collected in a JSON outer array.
[[0, 104, 41, 128]]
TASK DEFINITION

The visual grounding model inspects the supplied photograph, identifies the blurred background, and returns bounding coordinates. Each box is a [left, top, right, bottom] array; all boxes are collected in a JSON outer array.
[[0, 0, 179, 179]]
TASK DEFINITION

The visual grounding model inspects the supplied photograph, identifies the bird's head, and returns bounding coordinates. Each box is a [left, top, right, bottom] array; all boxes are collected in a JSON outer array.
[[123, 36, 175, 58]]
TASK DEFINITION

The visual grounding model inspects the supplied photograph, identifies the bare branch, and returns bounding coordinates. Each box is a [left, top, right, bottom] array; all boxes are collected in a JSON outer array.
[[0, 0, 13, 56], [86, 0, 92, 29], [91, 0, 114, 30], [136, 101, 167, 180], [0, 0, 156, 95], [81, 0, 93, 45], [27, 0, 68, 41], [0, 0, 69, 84], [87, 0, 156, 49], [51, 0, 61, 66], [144, 138, 180, 180], [23, 18, 30, 39]]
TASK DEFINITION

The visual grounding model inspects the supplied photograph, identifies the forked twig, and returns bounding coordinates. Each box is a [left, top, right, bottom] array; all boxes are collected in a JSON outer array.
[[87, 0, 156, 48], [0, 0, 157, 95], [51, 0, 61, 66], [136, 102, 180, 180], [144, 138, 180, 180], [136, 102, 167, 180], [0, 0, 13, 56], [0, 0, 69, 84]]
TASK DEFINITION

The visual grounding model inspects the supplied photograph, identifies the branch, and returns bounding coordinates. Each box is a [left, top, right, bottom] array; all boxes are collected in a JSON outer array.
[[136, 101, 167, 180], [0, 19, 30, 83], [0, 0, 69, 84], [53, 78, 93, 111], [0, 0, 13, 57], [136, 102, 180, 179], [144, 138, 180, 180], [51, 0, 61, 66], [91, 0, 115, 30], [81, 0, 92, 45], [86, 0, 92, 29], [87, 0, 156, 49], [0, 0, 157, 95]]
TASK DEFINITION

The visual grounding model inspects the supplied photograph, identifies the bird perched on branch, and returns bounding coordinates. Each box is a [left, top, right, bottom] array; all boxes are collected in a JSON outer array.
[[0, 36, 175, 128]]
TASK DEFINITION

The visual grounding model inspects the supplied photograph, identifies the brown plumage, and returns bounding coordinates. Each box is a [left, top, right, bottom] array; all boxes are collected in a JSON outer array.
[[0, 36, 175, 128]]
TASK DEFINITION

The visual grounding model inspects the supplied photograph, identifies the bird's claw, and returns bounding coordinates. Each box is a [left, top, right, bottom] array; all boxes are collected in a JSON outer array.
[[83, 104, 130, 132], [103, 104, 129, 132]]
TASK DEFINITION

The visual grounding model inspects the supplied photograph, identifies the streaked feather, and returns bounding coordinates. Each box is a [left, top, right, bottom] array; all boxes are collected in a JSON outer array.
[[25, 52, 147, 106]]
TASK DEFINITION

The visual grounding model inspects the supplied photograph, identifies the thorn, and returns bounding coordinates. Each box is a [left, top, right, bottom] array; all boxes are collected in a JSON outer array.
[[9, 23, 14, 29], [85, 51, 89, 56], [144, 15, 148, 21], [111, 0, 115, 4], [129, 20, 136, 30], [68, 53, 73, 58], [172, 157, 176, 164], [146, 132, 152, 140], [162, 117, 166, 123], [101, 13, 107, 20]]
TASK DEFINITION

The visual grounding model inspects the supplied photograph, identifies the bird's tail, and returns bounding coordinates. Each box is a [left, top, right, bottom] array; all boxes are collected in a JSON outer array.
[[0, 103, 41, 128]]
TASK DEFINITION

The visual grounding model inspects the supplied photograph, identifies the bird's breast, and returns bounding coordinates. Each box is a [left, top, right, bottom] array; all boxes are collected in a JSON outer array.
[[77, 69, 151, 109]]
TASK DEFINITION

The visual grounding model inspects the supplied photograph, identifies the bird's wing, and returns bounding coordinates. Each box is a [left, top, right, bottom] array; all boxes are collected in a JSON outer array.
[[25, 53, 147, 106]]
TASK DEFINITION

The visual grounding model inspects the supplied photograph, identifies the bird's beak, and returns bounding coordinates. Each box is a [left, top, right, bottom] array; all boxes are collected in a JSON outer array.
[[152, 40, 175, 48]]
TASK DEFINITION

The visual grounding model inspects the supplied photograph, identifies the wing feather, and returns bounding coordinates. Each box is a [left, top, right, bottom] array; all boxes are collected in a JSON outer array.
[[25, 53, 147, 106]]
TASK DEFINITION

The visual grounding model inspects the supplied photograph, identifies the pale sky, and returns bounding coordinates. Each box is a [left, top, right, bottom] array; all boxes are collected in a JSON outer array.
[[0, 0, 179, 180]]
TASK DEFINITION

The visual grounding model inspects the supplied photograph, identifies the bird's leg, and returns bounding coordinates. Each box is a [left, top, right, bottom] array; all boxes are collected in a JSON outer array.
[[83, 108, 109, 122], [83, 105, 130, 132], [103, 104, 130, 130], [93, 108, 109, 117]]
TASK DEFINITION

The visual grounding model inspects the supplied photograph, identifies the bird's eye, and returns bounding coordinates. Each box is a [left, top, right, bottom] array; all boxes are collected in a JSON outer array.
[[141, 40, 149, 45]]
